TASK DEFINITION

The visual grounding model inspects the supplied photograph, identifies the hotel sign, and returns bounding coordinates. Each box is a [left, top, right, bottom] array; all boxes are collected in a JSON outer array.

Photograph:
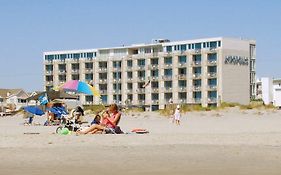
[[224, 56, 249, 66]]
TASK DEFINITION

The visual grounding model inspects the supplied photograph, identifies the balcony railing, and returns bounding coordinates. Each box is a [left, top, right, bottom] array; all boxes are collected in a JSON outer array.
[[113, 89, 121, 94], [151, 100, 159, 104], [100, 90, 107, 94], [208, 98, 217, 103], [127, 66, 133, 70], [162, 75, 173, 80], [113, 78, 121, 83], [164, 63, 173, 68], [71, 69, 79, 74], [149, 64, 159, 69], [137, 77, 146, 81], [151, 76, 159, 81], [178, 74, 187, 80], [46, 81, 53, 85], [178, 87, 187, 92], [192, 61, 201, 66], [208, 72, 217, 78], [59, 80, 66, 84], [85, 68, 93, 73], [46, 70, 53, 75], [207, 60, 217, 65], [151, 88, 159, 92], [45, 60, 53, 64], [137, 65, 145, 70], [136, 88, 145, 93], [193, 98, 202, 103], [193, 86, 201, 91], [179, 99, 187, 103], [113, 67, 122, 71], [138, 100, 145, 105], [193, 73, 201, 78], [164, 87, 173, 92], [99, 79, 107, 83], [127, 89, 133, 94], [178, 62, 187, 67], [208, 85, 217, 90], [58, 70, 66, 74], [98, 67, 107, 72]]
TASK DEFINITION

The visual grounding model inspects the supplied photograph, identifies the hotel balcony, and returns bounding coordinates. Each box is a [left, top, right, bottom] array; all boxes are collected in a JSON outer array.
[[71, 69, 79, 74], [208, 72, 217, 78], [72, 59, 79, 63], [207, 60, 217, 65], [127, 89, 133, 94], [192, 98, 202, 103], [164, 63, 173, 68], [178, 74, 187, 80], [99, 79, 107, 84], [100, 90, 107, 95], [85, 68, 93, 73], [178, 87, 187, 92], [137, 77, 146, 82], [208, 47, 217, 52], [193, 86, 201, 91], [164, 87, 173, 92], [136, 88, 145, 93], [151, 100, 159, 104], [113, 89, 121, 94], [58, 59, 66, 63], [192, 73, 201, 79], [45, 70, 53, 75], [113, 78, 121, 83], [192, 61, 201, 66], [178, 62, 187, 67], [151, 76, 159, 81], [113, 67, 122, 72], [98, 67, 107, 72], [179, 99, 187, 103], [138, 100, 145, 105], [162, 75, 173, 81], [58, 70, 66, 74], [127, 78, 133, 82], [208, 98, 217, 103], [151, 88, 159, 93], [85, 101, 94, 105], [190, 49, 201, 54], [45, 81, 53, 85], [59, 80, 66, 84], [137, 65, 145, 70], [127, 66, 133, 71], [149, 64, 159, 70], [45, 60, 53, 64], [208, 85, 217, 91]]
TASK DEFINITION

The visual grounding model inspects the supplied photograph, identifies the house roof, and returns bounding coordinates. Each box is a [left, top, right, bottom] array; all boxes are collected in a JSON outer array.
[[0, 89, 24, 98]]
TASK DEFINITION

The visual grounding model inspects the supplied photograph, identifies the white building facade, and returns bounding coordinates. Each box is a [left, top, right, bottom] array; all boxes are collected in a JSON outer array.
[[43, 37, 256, 110]]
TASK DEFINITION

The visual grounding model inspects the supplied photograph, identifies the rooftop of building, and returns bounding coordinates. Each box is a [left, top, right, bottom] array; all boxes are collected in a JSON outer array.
[[44, 36, 256, 55]]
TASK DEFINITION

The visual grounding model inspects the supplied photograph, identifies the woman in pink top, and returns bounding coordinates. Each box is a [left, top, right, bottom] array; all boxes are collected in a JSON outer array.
[[77, 104, 121, 134]]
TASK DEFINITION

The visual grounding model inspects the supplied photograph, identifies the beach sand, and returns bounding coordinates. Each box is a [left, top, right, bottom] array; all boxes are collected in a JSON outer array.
[[1, 108, 281, 175]]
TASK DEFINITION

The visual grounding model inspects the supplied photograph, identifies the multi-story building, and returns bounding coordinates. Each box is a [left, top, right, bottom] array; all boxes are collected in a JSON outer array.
[[43, 37, 256, 110]]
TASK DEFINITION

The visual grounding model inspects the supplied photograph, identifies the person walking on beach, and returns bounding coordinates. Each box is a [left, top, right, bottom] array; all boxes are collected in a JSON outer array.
[[174, 105, 181, 125]]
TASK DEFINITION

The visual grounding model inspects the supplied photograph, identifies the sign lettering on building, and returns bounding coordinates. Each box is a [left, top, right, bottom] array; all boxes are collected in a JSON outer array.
[[224, 56, 249, 66]]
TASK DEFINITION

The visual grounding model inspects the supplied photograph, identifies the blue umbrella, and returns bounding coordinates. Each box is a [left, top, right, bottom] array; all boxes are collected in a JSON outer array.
[[23, 106, 45, 116]]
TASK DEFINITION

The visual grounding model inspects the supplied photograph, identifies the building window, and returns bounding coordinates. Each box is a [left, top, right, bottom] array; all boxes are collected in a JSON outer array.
[[85, 74, 93, 81], [127, 60, 133, 67], [164, 81, 172, 88], [164, 57, 172, 64], [178, 68, 186, 75], [137, 59, 145, 66], [101, 95, 107, 104], [151, 93, 159, 100], [151, 58, 158, 65], [72, 74, 79, 80], [207, 53, 217, 62], [166, 46, 172, 52], [127, 72, 133, 79], [127, 83, 133, 90], [210, 41, 217, 48], [178, 80, 187, 87], [164, 93, 173, 102], [195, 43, 201, 49], [85, 63, 93, 69], [151, 81, 159, 88], [164, 69, 173, 77], [178, 56, 187, 63], [180, 44, 187, 51], [85, 95, 93, 103]]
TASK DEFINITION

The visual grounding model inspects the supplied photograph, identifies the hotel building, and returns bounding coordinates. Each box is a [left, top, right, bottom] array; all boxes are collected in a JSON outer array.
[[44, 37, 256, 110]]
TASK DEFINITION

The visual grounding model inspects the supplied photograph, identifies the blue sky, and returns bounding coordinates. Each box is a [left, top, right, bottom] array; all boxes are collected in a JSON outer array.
[[0, 0, 280, 92]]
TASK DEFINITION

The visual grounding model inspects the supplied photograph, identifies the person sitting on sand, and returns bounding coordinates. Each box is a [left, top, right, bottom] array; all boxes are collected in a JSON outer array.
[[91, 114, 101, 125], [77, 104, 121, 134]]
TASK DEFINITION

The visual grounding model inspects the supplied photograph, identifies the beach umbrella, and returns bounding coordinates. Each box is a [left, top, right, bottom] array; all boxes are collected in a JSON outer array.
[[59, 80, 100, 97], [23, 106, 45, 116]]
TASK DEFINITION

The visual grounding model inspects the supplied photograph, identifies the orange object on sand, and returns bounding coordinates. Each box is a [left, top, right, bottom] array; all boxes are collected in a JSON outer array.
[[131, 128, 149, 134]]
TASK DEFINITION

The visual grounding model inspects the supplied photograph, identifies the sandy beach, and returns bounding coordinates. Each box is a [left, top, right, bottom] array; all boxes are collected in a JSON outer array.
[[1, 108, 281, 175]]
